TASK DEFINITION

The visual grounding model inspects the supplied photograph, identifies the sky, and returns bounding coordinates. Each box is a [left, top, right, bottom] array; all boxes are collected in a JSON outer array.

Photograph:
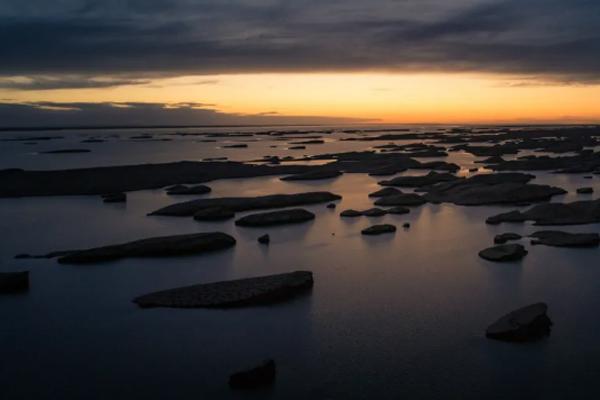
[[1, 0, 599, 127]]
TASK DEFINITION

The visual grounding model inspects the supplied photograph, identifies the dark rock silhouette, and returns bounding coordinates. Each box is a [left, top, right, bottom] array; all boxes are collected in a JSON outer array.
[[374, 193, 427, 206], [281, 170, 342, 181], [235, 209, 315, 227], [0, 161, 328, 197], [340, 209, 362, 217], [133, 271, 313, 308], [57, 232, 235, 264], [379, 171, 459, 187], [486, 303, 552, 342], [368, 187, 402, 197], [576, 187, 593, 194], [362, 208, 387, 217], [386, 206, 410, 215], [486, 210, 528, 225], [479, 244, 528, 262], [258, 234, 270, 244], [41, 149, 91, 154], [101, 192, 126, 203], [361, 224, 397, 235], [486, 199, 600, 225], [421, 173, 565, 206], [229, 359, 276, 390], [151, 192, 341, 216], [530, 231, 600, 247], [494, 233, 522, 244], [0, 271, 29, 293], [166, 184, 211, 195], [193, 207, 235, 221]]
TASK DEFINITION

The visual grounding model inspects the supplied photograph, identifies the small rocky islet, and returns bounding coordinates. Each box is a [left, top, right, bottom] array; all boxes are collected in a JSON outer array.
[[486, 303, 552, 342], [235, 208, 315, 227], [479, 244, 528, 262]]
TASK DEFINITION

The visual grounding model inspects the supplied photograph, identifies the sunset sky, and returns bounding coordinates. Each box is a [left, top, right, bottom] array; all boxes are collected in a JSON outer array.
[[1, 0, 599, 126]]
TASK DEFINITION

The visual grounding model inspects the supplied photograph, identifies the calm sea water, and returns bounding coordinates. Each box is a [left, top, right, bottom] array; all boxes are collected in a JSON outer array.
[[1, 125, 599, 399]]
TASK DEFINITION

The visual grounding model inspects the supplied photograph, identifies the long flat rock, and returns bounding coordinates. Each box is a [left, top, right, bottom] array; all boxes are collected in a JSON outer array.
[[57, 232, 236, 264], [235, 209, 315, 227], [0, 161, 317, 197], [133, 271, 314, 308], [150, 191, 341, 216]]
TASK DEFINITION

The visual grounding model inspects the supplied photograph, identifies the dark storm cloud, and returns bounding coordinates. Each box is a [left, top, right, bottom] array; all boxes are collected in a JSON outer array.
[[1, 0, 600, 82], [0, 76, 150, 90], [0, 101, 369, 128]]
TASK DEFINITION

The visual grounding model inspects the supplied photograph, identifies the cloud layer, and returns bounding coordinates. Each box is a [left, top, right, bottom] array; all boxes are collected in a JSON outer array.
[[0, 101, 369, 128], [1, 0, 599, 82]]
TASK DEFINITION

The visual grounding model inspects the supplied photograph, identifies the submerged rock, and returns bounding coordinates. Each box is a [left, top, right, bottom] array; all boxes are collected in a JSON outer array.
[[258, 234, 270, 244], [133, 271, 313, 308], [281, 170, 342, 181], [494, 233, 522, 244], [486, 303, 552, 342], [58, 232, 236, 264], [229, 359, 276, 390], [166, 184, 211, 195], [0, 271, 29, 293], [326, 203, 336, 209], [235, 209, 315, 227], [529, 231, 600, 247], [402, 222, 411, 228], [101, 192, 126, 203], [374, 193, 427, 207], [361, 224, 397, 235], [150, 192, 341, 216], [478, 244, 528, 262]]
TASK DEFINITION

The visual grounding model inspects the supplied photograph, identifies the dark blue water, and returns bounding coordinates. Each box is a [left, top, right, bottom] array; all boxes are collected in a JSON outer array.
[[1, 126, 599, 399]]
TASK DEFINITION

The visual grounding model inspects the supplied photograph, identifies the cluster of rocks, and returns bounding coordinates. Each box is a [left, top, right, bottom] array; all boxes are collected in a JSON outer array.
[[486, 199, 600, 225]]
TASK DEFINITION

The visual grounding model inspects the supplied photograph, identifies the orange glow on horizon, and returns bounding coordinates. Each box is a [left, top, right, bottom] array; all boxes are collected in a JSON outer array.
[[2, 72, 600, 124]]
